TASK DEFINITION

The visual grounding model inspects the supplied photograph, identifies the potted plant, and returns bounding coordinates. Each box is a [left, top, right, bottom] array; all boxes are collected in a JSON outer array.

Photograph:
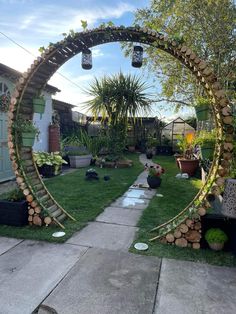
[[33, 151, 67, 177], [0, 188, 28, 226], [205, 228, 228, 251], [145, 163, 165, 189], [176, 133, 199, 176], [194, 97, 210, 121], [126, 137, 136, 152], [146, 137, 158, 159], [13, 117, 40, 147], [195, 130, 216, 160], [67, 149, 92, 168], [33, 94, 46, 118]]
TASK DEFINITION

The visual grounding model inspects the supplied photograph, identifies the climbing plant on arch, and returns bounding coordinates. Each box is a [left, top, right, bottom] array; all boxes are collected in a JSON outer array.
[[8, 26, 233, 240]]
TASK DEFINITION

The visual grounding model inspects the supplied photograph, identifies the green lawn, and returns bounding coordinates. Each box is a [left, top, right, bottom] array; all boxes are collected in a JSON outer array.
[[0, 153, 143, 242], [130, 156, 236, 267]]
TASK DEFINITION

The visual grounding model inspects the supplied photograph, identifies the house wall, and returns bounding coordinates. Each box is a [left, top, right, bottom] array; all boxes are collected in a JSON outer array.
[[0, 78, 15, 181], [33, 91, 52, 152]]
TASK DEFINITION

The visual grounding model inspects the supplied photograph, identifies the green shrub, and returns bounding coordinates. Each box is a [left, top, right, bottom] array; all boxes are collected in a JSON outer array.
[[205, 228, 228, 244], [0, 188, 25, 201]]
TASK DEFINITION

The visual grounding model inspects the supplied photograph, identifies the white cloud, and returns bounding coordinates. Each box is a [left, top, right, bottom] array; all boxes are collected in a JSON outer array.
[[49, 70, 95, 113], [92, 48, 104, 58], [0, 45, 39, 72], [1, 2, 135, 39]]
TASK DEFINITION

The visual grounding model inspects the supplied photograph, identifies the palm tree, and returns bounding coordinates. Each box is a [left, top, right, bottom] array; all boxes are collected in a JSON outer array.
[[84, 72, 152, 158], [84, 72, 152, 124]]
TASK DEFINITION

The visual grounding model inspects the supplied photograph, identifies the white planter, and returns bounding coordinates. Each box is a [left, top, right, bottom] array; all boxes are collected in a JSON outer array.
[[222, 179, 236, 218], [69, 155, 92, 168]]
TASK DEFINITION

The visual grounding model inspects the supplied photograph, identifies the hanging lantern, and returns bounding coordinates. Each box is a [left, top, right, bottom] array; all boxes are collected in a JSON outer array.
[[132, 46, 143, 68], [82, 49, 92, 70]]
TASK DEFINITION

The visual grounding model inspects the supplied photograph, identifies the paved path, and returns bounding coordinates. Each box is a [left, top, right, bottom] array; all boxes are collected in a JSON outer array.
[[0, 154, 235, 314]]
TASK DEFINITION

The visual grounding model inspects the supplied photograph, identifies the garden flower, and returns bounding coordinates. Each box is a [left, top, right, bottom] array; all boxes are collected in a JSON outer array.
[[145, 163, 165, 177]]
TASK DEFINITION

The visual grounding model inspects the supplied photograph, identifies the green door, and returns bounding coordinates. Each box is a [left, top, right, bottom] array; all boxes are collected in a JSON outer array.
[[0, 111, 14, 182]]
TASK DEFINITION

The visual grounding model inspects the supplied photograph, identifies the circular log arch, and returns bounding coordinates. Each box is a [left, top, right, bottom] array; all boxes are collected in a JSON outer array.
[[8, 26, 233, 234]]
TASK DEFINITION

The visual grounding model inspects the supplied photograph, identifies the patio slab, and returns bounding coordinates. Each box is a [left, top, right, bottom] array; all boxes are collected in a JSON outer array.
[[123, 187, 156, 199], [67, 222, 138, 251], [111, 196, 150, 210], [38, 248, 161, 314], [155, 259, 236, 314], [0, 240, 88, 314], [132, 172, 148, 185], [96, 206, 142, 226], [0, 237, 23, 255]]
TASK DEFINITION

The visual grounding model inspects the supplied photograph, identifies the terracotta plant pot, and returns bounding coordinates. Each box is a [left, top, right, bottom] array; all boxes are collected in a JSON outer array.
[[208, 242, 224, 251], [174, 154, 183, 168], [128, 146, 136, 152], [178, 159, 199, 176]]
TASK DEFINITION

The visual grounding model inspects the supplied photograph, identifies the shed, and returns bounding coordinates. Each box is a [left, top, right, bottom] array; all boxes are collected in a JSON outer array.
[[161, 117, 195, 149]]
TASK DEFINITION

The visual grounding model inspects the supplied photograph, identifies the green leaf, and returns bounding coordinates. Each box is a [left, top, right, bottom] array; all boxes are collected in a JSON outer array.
[[81, 20, 88, 30]]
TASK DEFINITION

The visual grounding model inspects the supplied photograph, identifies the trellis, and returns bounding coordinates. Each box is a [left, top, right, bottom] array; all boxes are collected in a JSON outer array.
[[8, 26, 233, 238]]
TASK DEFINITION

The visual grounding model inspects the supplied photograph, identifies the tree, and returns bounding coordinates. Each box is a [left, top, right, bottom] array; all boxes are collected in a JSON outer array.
[[128, 0, 236, 109], [84, 72, 152, 157]]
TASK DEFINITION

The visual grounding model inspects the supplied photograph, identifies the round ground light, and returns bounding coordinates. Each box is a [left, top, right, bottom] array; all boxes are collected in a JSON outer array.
[[8, 26, 233, 239]]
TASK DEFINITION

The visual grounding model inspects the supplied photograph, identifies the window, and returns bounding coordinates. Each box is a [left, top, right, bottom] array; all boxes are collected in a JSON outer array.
[[0, 82, 11, 112]]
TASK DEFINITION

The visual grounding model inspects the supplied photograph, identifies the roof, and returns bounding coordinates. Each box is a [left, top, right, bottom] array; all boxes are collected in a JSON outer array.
[[52, 99, 75, 108], [162, 117, 195, 131], [0, 63, 60, 94]]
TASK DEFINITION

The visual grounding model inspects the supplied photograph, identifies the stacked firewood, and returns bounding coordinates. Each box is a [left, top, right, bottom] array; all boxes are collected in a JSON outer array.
[[160, 207, 207, 249]]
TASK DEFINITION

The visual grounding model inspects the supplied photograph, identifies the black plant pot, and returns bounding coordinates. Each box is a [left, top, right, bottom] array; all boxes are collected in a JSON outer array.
[[146, 152, 153, 159], [38, 165, 55, 178], [147, 176, 162, 189], [0, 200, 28, 226], [90, 158, 97, 166]]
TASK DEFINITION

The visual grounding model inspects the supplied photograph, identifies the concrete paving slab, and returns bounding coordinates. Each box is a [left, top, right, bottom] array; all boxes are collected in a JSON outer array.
[[155, 258, 236, 314], [133, 172, 148, 185], [0, 240, 88, 314], [39, 248, 161, 314], [124, 188, 156, 199], [67, 222, 138, 251], [111, 196, 150, 210], [96, 206, 142, 226], [0, 237, 23, 255]]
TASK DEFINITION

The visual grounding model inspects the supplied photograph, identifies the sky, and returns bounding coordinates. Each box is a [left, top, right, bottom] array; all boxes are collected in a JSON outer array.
[[0, 0, 194, 121]]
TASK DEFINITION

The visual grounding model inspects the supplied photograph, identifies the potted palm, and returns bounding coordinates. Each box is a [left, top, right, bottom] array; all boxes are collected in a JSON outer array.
[[177, 133, 199, 176], [205, 228, 228, 251]]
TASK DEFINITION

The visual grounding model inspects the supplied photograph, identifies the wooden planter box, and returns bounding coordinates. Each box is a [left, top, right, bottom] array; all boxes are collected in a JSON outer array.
[[69, 154, 92, 168], [0, 200, 28, 226]]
